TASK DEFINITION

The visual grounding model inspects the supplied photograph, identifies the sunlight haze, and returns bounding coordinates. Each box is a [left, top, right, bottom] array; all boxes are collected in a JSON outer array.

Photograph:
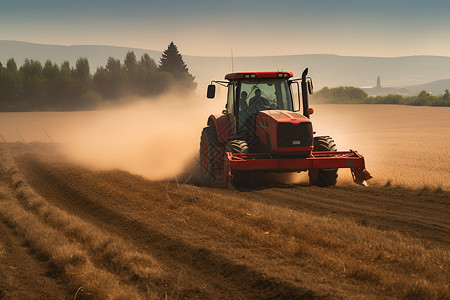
[[1, 0, 449, 57], [1, 1, 449, 299]]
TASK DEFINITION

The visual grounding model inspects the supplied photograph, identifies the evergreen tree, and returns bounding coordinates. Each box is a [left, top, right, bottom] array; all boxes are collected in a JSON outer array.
[[1, 58, 22, 108], [124, 51, 138, 73], [20, 59, 45, 110], [73, 58, 91, 85], [136, 53, 158, 95], [57, 61, 76, 109], [159, 42, 196, 89], [6, 58, 18, 72], [43, 60, 60, 109], [443, 89, 449, 101], [159, 42, 188, 78], [93, 57, 127, 100], [124, 51, 139, 94], [0, 62, 5, 107], [0, 50, 201, 111], [73, 57, 92, 98], [140, 53, 157, 72]]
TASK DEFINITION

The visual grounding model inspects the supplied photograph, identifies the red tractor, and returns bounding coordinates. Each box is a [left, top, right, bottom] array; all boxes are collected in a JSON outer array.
[[200, 68, 372, 188]]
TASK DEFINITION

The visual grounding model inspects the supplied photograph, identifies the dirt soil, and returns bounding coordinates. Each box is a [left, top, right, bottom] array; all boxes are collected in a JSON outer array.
[[0, 143, 448, 299]]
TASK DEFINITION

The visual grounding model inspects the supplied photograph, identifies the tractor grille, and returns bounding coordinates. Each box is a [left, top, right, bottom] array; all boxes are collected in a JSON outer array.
[[277, 122, 313, 147]]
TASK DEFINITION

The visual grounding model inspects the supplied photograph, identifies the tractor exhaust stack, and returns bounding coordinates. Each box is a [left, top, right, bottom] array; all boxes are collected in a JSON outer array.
[[301, 68, 310, 119]]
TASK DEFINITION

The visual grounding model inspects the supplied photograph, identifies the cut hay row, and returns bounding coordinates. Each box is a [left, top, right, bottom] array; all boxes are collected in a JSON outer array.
[[68, 163, 449, 299], [9, 168, 162, 283], [177, 188, 450, 299], [0, 147, 161, 299], [0, 194, 142, 299]]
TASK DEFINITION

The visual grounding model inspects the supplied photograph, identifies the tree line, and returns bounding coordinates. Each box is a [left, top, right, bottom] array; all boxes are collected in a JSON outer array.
[[311, 86, 450, 107], [0, 42, 196, 111]]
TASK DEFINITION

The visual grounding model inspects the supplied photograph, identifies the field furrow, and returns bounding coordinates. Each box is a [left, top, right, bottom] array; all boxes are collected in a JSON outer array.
[[0, 142, 449, 299]]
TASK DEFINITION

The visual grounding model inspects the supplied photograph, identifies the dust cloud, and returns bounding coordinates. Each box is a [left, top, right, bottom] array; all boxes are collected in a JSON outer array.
[[61, 93, 224, 180], [2, 102, 449, 189]]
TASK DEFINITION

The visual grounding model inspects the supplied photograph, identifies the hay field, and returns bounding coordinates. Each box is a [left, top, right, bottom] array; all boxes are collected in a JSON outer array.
[[310, 104, 450, 190], [1, 104, 449, 190], [0, 142, 448, 299], [0, 103, 449, 299]]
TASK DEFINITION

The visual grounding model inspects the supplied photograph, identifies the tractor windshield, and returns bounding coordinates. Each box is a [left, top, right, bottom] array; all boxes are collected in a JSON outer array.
[[237, 79, 293, 135], [238, 79, 293, 113]]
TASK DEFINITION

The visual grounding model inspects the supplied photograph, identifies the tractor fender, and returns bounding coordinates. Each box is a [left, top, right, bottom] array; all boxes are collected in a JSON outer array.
[[207, 114, 236, 144]]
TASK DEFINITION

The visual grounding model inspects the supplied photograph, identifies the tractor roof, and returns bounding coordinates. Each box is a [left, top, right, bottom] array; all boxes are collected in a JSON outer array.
[[225, 71, 293, 80]]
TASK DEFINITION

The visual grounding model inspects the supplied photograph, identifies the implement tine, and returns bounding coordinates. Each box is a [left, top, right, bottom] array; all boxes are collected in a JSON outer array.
[[351, 168, 373, 186]]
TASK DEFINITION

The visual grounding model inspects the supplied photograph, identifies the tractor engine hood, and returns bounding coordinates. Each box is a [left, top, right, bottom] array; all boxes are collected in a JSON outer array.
[[258, 110, 311, 123], [255, 110, 314, 154]]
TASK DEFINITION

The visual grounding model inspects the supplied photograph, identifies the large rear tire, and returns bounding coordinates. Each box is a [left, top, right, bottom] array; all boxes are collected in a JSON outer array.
[[309, 136, 338, 187], [226, 140, 251, 188], [199, 127, 225, 187]]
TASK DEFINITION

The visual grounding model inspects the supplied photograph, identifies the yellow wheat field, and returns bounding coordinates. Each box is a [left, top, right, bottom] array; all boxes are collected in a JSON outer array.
[[310, 104, 450, 190], [1, 103, 449, 190]]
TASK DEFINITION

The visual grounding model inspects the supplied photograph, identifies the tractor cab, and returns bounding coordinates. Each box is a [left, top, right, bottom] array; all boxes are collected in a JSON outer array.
[[207, 71, 313, 138]]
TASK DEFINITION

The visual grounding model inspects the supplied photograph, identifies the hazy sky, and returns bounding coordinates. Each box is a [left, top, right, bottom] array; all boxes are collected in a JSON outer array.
[[1, 0, 449, 57]]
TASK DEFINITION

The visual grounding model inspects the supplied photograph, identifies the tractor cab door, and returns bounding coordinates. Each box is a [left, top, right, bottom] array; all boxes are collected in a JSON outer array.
[[223, 82, 238, 138], [226, 83, 236, 115]]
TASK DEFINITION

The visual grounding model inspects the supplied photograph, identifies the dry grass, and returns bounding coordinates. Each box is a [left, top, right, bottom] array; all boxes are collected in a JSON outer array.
[[0, 142, 448, 298], [0, 146, 161, 299], [310, 104, 450, 191], [160, 184, 450, 299]]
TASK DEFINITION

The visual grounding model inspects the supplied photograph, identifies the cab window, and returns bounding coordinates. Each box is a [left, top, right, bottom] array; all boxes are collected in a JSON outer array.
[[227, 83, 235, 114], [239, 79, 293, 111]]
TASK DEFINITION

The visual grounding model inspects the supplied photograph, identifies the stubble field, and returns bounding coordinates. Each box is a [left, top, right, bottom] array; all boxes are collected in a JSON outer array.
[[0, 103, 449, 299]]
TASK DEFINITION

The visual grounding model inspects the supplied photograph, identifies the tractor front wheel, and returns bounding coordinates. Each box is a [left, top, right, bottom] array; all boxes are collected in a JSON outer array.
[[226, 140, 251, 188], [309, 136, 338, 187]]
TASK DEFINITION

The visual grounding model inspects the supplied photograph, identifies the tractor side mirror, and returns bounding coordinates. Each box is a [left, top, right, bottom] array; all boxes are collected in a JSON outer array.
[[308, 80, 313, 94], [207, 84, 216, 99]]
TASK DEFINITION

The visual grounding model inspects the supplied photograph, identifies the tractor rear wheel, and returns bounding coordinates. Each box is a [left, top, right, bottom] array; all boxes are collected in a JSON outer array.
[[199, 127, 219, 185], [200, 127, 225, 187], [309, 136, 338, 187], [226, 140, 251, 188]]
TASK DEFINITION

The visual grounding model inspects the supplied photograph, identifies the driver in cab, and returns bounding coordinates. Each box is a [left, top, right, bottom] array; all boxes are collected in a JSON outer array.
[[239, 88, 271, 135], [249, 89, 262, 107]]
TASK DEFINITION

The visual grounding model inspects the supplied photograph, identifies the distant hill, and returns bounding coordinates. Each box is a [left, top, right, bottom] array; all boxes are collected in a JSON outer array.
[[363, 79, 450, 96], [403, 79, 450, 96], [2, 40, 450, 93], [0, 40, 161, 71]]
